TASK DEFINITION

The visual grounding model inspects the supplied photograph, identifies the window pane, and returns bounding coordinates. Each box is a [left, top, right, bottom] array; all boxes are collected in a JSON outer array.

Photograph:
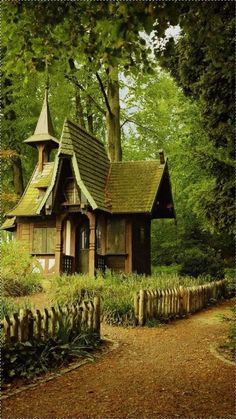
[[46, 228, 55, 253], [80, 227, 89, 250], [107, 219, 125, 254], [33, 228, 45, 253]]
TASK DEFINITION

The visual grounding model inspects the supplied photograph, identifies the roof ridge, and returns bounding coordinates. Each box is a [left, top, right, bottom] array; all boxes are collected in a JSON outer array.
[[111, 160, 161, 164]]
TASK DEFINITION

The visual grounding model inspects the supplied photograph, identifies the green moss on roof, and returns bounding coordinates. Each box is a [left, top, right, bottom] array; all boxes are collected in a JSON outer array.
[[0, 217, 16, 230], [106, 161, 164, 213], [7, 162, 54, 216]]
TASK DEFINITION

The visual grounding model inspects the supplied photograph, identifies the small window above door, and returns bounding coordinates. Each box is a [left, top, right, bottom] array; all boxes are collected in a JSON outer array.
[[63, 178, 80, 205]]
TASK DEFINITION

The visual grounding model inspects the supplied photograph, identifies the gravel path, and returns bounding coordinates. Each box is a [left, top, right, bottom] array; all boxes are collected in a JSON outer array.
[[2, 300, 235, 419]]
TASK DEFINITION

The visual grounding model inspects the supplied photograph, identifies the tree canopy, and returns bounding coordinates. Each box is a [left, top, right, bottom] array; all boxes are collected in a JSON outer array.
[[2, 1, 234, 262]]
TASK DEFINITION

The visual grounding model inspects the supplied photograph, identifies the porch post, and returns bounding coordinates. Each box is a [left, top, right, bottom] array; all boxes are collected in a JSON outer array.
[[87, 212, 96, 277], [55, 214, 64, 274]]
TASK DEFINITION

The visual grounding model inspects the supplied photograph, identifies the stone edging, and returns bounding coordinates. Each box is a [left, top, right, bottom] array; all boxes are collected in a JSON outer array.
[[209, 343, 235, 366], [1, 338, 119, 401]]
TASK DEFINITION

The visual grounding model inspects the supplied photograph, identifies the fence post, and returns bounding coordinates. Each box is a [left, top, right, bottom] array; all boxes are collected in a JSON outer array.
[[87, 301, 94, 332], [28, 310, 34, 341], [93, 296, 100, 336], [44, 308, 50, 339], [19, 309, 29, 342], [139, 289, 146, 326], [4, 315, 11, 343], [12, 313, 20, 341], [134, 292, 139, 326]]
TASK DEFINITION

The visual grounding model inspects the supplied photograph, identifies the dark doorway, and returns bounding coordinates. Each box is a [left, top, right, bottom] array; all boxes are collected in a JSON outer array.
[[76, 218, 89, 273]]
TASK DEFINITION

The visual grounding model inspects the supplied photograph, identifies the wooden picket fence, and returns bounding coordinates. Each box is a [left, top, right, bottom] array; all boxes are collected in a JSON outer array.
[[134, 279, 228, 326], [1, 296, 100, 344]]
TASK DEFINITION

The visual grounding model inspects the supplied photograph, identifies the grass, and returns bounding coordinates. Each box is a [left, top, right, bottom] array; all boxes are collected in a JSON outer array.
[[47, 268, 220, 325]]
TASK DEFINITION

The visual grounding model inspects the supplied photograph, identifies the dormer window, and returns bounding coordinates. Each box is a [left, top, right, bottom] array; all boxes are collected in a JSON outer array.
[[63, 177, 80, 204]]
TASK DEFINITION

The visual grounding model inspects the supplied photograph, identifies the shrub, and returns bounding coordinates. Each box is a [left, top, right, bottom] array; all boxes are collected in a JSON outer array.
[[179, 248, 224, 279], [1, 241, 43, 296], [2, 325, 100, 383]]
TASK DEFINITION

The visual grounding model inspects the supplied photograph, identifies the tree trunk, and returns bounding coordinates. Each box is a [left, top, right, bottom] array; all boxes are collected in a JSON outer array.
[[75, 87, 86, 128], [86, 96, 94, 134], [11, 155, 24, 197], [106, 66, 122, 162]]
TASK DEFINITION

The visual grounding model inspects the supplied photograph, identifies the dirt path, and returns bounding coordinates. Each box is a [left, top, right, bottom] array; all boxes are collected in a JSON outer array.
[[2, 301, 235, 419]]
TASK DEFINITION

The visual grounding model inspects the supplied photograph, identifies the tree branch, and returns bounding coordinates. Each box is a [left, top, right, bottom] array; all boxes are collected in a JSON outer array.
[[65, 73, 106, 116], [95, 71, 112, 115], [121, 118, 159, 136]]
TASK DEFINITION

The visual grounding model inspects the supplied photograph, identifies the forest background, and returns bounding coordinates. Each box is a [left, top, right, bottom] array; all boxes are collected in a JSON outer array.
[[2, 1, 234, 271]]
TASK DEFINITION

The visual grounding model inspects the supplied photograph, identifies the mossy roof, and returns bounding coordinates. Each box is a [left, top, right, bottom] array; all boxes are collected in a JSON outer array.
[[7, 163, 54, 216], [0, 216, 16, 230], [107, 161, 164, 213], [5, 119, 168, 219]]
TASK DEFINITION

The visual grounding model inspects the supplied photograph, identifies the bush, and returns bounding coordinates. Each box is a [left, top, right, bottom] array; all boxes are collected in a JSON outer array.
[[179, 248, 224, 279], [2, 323, 100, 383], [1, 241, 43, 297]]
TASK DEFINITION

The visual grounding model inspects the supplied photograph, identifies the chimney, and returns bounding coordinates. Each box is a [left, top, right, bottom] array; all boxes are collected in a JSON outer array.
[[159, 149, 165, 165]]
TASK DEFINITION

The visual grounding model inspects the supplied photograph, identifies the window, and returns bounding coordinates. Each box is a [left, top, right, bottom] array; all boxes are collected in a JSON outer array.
[[80, 226, 89, 250], [63, 178, 80, 204], [32, 227, 55, 254], [96, 225, 102, 252], [107, 219, 125, 254]]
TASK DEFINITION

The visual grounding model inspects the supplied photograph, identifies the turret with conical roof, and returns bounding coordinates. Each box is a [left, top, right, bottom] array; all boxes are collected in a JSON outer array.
[[24, 86, 59, 172]]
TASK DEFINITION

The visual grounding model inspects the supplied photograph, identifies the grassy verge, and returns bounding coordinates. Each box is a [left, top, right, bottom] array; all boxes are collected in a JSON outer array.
[[48, 269, 223, 326]]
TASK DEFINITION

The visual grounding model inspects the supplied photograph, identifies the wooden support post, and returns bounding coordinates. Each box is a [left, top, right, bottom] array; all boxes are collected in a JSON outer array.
[[55, 214, 65, 274], [87, 212, 96, 277]]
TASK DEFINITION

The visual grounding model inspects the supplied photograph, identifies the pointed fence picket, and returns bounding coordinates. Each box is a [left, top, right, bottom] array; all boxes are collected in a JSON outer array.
[[134, 279, 228, 326], [1, 296, 101, 344]]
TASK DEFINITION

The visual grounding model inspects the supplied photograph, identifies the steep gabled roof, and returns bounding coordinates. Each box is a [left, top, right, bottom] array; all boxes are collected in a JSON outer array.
[[58, 119, 110, 211], [106, 161, 165, 213], [7, 163, 54, 216]]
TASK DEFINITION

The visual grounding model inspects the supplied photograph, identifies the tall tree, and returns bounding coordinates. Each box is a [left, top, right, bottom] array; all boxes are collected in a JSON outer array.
[[3, 1, 178, 161], [156, 1, 234, 234]]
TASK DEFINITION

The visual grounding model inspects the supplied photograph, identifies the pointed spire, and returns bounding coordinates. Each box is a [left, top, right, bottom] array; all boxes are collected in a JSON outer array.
[[24, 84, 59, 148], [34, 86, 55, 137]]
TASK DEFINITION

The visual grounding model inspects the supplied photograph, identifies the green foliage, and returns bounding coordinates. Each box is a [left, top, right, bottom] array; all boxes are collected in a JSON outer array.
[[0, 298, 18, 320], [1, 241, 43, 297], [2, 325, 100, 383], [157, 2, 234, 234], [179, 248, 224, 280]]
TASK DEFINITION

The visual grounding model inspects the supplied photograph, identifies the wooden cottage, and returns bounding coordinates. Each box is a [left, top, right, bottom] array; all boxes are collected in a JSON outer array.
[[1, 90, 175, 276]]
